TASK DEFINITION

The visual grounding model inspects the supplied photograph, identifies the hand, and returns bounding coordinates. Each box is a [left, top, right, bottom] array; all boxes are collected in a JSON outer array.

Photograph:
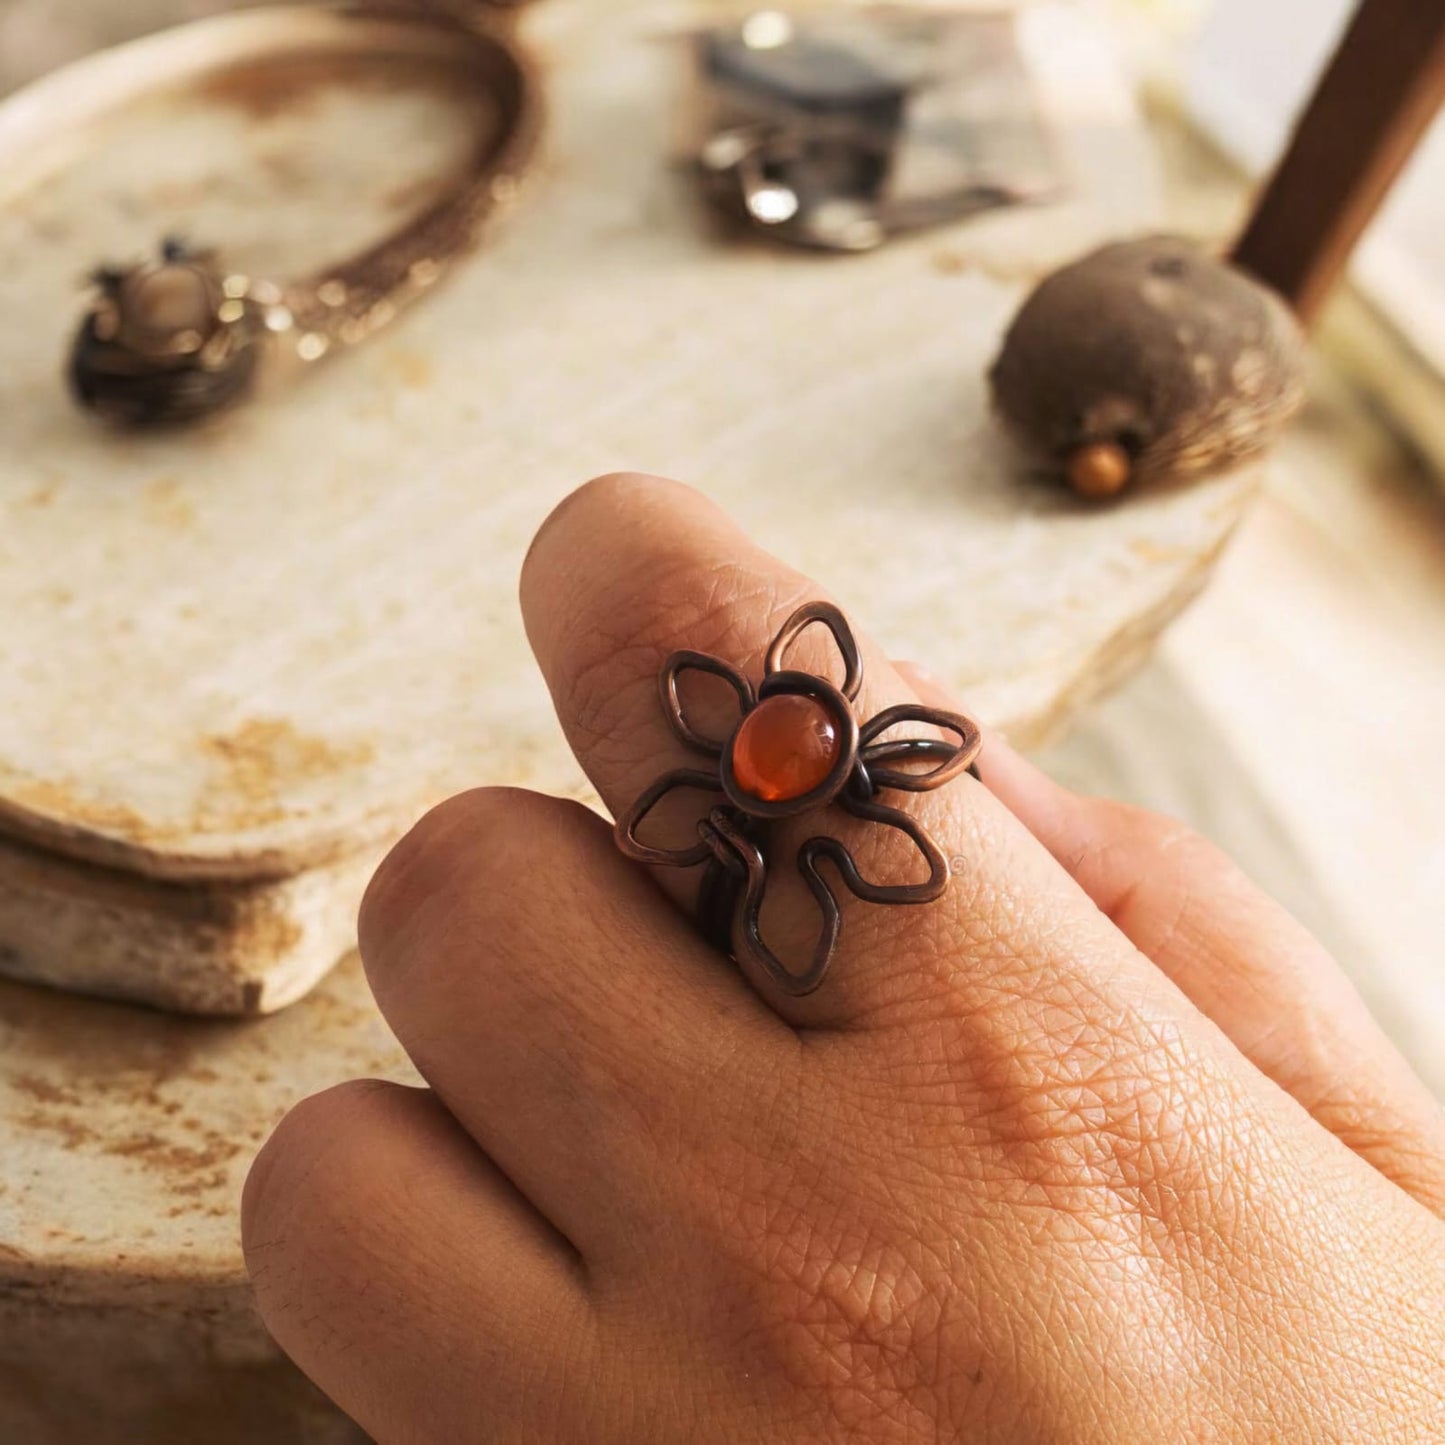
[[243, 475, 1445, 1443]]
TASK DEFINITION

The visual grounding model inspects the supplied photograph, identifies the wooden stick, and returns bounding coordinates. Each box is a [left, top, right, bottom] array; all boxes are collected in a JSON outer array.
[[1231, 0, 1445, 326]]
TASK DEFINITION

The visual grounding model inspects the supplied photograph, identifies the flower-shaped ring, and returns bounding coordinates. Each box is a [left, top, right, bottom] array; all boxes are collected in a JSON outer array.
[[614, 603, 982, 996]]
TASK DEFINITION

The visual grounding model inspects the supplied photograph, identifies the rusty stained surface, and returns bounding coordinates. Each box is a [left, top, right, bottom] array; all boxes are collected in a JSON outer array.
[[0, 20, 520, 881], [6, 720, 375, 849], [0, 950, 413, 1303], [195, 720, 378, 833]]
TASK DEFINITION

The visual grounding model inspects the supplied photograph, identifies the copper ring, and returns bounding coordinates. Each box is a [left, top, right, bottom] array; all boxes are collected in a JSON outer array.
[[68, 2, 542, 427], [614, 603, 982, 996]]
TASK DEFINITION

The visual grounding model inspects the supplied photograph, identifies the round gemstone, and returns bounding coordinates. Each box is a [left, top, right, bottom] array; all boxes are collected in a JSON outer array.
[[731, 693, 840, 803]]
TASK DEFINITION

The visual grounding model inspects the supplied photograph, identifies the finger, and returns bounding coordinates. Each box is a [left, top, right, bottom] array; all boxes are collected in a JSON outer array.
[[520, 473, 1182, 1039], [242, 1080, 595, 1444], [358, 785, 794, 1258], [898, 663, 1445, 1216]]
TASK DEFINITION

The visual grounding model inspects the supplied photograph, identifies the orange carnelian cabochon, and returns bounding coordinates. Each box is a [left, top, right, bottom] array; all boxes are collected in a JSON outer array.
[[731, 694, 840, 802]]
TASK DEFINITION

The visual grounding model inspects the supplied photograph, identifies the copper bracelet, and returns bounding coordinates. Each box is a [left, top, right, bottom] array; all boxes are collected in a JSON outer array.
[[68, 2, 541, 427]]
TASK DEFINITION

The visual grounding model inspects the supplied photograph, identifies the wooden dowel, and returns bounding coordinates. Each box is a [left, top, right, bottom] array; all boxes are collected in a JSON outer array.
[[1231, 0, 1445, 327]]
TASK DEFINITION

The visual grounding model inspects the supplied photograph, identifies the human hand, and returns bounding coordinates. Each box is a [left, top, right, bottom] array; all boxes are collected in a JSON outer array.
[[243, 475, 1445, 1442]]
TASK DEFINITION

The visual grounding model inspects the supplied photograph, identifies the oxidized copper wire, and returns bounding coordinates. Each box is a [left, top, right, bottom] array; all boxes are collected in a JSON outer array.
[[615, 602, 981, 996]]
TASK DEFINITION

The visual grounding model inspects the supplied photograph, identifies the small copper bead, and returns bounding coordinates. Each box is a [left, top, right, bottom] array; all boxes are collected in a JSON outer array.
[[125, 266, 214, 339], [731, 694, 840, 803], [1066, 441, 1133, 499]]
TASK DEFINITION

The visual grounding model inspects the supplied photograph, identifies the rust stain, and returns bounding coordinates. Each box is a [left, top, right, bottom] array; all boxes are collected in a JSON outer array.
[[386, 349, 433, 390], [8, 716, 370, 843], [194, 57, 350, 123], [9, 1073, 84, 1109], [7, 715, 379, 845], [198, 718, 374, 830], [18, 479, 59, 509], [143, 476, 197, 532], [0, 974, 208, 1081], [6, 780, 153, 843], [10, 1098, 247, 1197], [257, 149, 310, 190], [12, 1108, 98, 1151], [1128, 538, 1189, 564], [229, 907, 305, 981], [194, 53, 474, 124], [104, 1132, 242, 1174]]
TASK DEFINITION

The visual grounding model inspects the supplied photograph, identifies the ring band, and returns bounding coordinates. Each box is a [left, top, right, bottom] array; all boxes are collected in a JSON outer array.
[[69, 2, 542, 426], [615, 603, 981, 996]]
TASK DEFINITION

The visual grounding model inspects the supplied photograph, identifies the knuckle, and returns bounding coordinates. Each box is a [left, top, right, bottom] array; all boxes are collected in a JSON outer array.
[[359, 789, 610, 1033], [1115, 805, 1223, 882], [1118, 802, 1191, 847], [359, 790, 480, 954], [708, 1122, 958, 1435], [744, 1212, 953, 1434], [960, 987, 1225, 1251], [1071, 804, 1221, 957], [359, 786, 564, 995], [1306, 1089, 1445, 1213], [1310, 1092, 1396, 1157], [522, 471, 692, 663], [571, 469, 661, 498], [241, 1078, 394, 1269], [242, 1081, 425, 1367], [1062, 1077, 1224, 1258]]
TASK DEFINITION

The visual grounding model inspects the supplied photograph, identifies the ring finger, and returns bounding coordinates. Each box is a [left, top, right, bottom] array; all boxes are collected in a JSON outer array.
[[520, 473, 1179, 1039]]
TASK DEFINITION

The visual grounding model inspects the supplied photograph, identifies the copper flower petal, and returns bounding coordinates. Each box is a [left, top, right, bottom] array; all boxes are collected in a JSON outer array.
[[764, 601, 863, 702], [820, 794, 951, 906], [659, 650, 756, 755], [707, 808, 841, 996], [859, 703, 982, 793], [614, 767, 724, 869]]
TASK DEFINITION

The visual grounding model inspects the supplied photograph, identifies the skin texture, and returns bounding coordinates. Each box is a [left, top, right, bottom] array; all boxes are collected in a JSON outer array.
[[243, 474, 1445, 1443]]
